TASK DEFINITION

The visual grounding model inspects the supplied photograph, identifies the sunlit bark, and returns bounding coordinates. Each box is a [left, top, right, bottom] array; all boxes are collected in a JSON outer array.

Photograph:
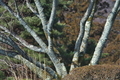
[[0, 34, 57, 79], [78, 0, 97, 66], [0, 0, 119, 79], [0, 26, 45, 53], [90, 0, 120, 65], [70, 0, 97, 71], [0, 0, 67, 78]]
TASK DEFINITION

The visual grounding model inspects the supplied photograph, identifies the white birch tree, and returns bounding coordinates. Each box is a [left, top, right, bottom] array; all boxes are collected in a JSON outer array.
[[70, 0, 97, 71], [89, 0, 120, 65], [0, 0, 119, 80]]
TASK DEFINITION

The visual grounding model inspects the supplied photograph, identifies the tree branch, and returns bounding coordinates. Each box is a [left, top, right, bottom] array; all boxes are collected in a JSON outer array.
[[14, 0, 20, 15], [70, 0, 96, 71], [26, 0, 40, 17], [78, 0, 97, 66], [0, 49, 57, 79], [0, 33, 57, 79], [0, 0, 48, 51], [47, 0, 58, 50], [47, 0, 58, 31], [0, 25, 45, 53], [34, 0, 48, 35], [0, 0, 67, 77], [7, 36, 58, 79], [0, 33, 12, 47]]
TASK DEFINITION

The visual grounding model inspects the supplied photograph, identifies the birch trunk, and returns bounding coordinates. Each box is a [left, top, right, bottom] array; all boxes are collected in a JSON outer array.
[[79, 0, 97, 66], [46, 0, 67, 77], [89, 0, 120, 65], [70, 0, 96, 71]]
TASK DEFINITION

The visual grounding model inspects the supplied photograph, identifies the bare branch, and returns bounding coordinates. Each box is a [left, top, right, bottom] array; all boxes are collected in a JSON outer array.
[[0, 34, 57, 78], [26, 0, 40, 17], [0, 0, 17, 17], [33, 0, 67, 77], [0, 0, 48, 51], [0, 49, 57, 79], [75, 0, 96, 53], [77, 0, 97, 67], [0, 33, 12, 46], [0, 26, 45, 53], [34, 0, 47, 32], [70, 0, 96, 71], [47, 0, 58, 49], [0, 49, 18, 57], [14, 0, 20, 15], [80, 0, 97, 54], [0, 0, 67, 77], [47, 0, 58, 30], [27, 0, 48, 39]]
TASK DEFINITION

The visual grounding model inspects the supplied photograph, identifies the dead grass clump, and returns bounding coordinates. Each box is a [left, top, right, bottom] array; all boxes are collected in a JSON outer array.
[[63, 64, 120, 80]]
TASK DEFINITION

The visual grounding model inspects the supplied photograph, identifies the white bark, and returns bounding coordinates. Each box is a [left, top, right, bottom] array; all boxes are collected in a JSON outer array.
[[47, 0, 58, 30], [0, 0, 67, 78], [70, 0, 96, 71], [34, 0, 67, 77], [0, 26, 45, 53], [80, 1, 96, 54], [0, 34, 57, 79], [0, 0, 119, 79], [26, 0, 40, 18], [0, 49, 54, 80], [90, 0, 120, 65], [34, 0, 48, 35], [0, 33, 12, 46], [0, 0, 48, 51], [46, 0, 67, 77]]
